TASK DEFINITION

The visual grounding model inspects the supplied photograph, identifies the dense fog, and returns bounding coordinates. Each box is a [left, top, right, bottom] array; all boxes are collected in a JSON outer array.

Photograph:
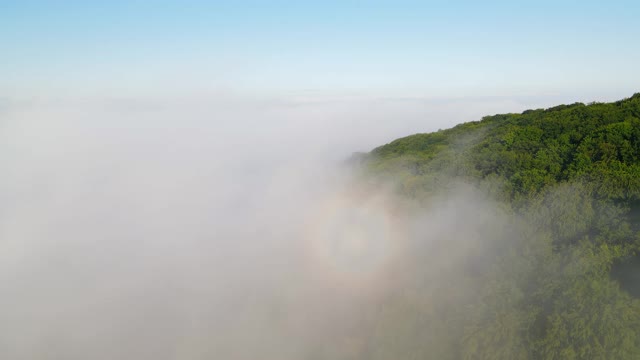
[[0, 96, 581, 359]]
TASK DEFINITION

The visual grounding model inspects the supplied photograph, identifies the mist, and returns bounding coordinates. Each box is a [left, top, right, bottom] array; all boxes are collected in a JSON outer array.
[[0, 95, 572, 359]]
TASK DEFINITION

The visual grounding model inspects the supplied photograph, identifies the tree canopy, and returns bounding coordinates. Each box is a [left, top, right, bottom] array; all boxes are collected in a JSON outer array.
[[354, 93, 640, 359]]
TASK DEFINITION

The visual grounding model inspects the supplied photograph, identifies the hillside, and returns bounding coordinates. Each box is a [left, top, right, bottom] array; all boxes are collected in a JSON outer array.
[[359, 93, 640, 359]]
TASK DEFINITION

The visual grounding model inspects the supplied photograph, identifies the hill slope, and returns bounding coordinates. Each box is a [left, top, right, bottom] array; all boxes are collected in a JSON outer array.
[[370, 93, 640, 201], [359, 93, 640, 359]]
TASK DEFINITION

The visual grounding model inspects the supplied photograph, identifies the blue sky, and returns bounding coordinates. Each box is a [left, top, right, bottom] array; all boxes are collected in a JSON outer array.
[[1, 0, 639, 100]]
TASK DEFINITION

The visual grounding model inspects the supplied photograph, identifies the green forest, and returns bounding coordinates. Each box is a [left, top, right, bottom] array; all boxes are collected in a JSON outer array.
[[355, 93, 640, 359]]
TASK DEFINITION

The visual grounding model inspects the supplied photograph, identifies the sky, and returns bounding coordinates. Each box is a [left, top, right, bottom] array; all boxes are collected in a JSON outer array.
[[1, 0, 639, 101]]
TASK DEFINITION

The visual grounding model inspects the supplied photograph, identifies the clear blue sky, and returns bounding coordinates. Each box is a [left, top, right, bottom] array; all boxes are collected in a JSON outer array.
[[1, 0, 639, 100]]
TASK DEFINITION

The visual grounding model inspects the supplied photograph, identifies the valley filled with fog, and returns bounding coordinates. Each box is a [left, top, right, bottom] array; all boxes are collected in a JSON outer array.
[[0, 96, 557, 359]]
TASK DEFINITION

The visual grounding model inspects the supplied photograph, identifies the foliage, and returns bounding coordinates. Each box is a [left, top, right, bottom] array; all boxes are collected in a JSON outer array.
[[358, 93, 640, 359]]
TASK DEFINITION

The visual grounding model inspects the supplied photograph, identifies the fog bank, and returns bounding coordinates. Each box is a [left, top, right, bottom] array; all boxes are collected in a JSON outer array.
[[1, 96, 554, 359]]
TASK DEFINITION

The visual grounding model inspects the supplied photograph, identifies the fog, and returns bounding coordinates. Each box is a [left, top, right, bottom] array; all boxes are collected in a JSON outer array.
[[0, 95, 559, 359]]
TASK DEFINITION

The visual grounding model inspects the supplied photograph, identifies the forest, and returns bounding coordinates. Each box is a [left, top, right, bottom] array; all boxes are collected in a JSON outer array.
[[354, 93, 640, 359]]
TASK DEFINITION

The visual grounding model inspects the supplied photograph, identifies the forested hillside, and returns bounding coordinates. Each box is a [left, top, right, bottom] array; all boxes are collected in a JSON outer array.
[[360, 93, 640, 359]]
